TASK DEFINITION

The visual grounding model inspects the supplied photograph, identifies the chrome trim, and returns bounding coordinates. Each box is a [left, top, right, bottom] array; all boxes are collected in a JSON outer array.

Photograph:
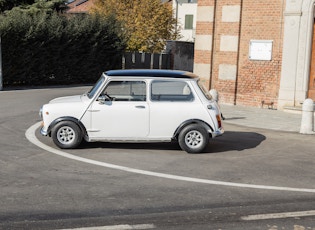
[[210, 128, 224, 138], [87, 109, 100, 112], [39, 107, 43, 118], [207, 104, 213, 109], [40, 127, 48, 136]]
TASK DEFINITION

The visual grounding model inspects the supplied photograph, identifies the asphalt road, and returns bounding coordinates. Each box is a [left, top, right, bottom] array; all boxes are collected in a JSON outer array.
[[1, 86, 315, 230]]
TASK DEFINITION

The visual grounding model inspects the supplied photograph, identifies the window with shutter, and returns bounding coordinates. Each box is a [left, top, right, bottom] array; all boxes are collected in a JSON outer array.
[[185, 15, 193, 30]]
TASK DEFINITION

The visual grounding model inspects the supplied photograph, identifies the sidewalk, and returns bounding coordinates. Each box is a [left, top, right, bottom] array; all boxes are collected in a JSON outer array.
[[220, 104, 303, 132]]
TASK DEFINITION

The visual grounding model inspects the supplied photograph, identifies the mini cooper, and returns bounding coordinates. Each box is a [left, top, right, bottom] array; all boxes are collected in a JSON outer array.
[[39, 69, 224, 153]]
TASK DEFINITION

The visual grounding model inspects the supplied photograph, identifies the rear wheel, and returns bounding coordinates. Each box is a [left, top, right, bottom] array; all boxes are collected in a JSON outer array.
[[178, 124, 209, 153], [52, 121, 82, 149]]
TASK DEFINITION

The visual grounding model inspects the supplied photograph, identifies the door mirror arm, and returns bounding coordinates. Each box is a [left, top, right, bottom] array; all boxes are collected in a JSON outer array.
[[98, 94, 112, 104]]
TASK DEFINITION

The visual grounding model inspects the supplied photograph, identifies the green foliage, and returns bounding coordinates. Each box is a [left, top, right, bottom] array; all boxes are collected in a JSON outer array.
[[0, 11, 126, 86], [0, 0, 65, 13], [92, 0, 179, 53], [0, 0, 32, 12]]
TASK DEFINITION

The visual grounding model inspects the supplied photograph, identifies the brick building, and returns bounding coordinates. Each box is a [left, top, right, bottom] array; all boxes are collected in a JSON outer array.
[[193, 0, 315, 109]]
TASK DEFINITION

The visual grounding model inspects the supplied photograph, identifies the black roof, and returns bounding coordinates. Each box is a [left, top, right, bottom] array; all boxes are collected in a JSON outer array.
[[104, 69, 198, 79]]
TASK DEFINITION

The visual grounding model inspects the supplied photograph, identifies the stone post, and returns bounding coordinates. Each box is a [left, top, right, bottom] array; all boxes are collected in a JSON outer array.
[[300, 98, 314, 134]]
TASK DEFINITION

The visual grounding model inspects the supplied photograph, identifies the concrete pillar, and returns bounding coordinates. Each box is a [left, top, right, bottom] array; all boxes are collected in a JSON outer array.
[[300, 98, 315, 134]]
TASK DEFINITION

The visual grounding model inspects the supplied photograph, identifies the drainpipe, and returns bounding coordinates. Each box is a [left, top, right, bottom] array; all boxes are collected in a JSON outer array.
[[209, 0, 217, 90], [234, 0, 243, 105]]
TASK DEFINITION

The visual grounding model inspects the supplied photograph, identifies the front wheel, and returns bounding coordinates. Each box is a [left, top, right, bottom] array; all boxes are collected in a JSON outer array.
[[52, 121, 83, 149], [178, 124, 209, 153]]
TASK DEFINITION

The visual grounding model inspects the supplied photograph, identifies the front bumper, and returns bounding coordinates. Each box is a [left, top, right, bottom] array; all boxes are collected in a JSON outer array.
[[40, 126, 48, 136]]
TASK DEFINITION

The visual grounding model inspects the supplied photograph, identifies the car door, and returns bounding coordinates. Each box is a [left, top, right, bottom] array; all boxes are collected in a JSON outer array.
[[88, 80, 149, 139], [149, 80, 203, 138]]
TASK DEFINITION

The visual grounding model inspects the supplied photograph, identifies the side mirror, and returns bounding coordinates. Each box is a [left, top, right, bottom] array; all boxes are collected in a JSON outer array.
[[98, 95, 111, 104]]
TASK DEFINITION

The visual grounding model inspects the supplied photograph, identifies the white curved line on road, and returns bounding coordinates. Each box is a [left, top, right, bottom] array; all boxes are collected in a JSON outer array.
[[58, 224, 156, 230], [26, 122, 315, 193], [241, 210, 315, 221]]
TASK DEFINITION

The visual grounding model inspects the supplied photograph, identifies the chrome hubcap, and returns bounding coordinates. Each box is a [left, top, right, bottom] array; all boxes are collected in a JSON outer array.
[[185, 130, 203, 149], [57, 126, 75, 144]]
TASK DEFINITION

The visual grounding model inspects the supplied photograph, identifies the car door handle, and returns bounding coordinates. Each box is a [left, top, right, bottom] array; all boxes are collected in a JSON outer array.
[[135, 105, 145, 109]]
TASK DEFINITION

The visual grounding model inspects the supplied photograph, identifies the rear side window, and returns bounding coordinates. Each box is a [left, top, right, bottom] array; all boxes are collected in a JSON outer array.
[[151, 80, 194, 102], [197, 79, 212, 100]]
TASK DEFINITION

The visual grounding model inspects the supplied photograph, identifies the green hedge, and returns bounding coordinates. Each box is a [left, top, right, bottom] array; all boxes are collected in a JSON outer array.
[[0, 11, 126, 86]]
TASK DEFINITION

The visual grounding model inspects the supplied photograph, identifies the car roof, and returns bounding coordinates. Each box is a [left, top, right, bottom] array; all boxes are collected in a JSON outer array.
[[104, 69, 198, 79]]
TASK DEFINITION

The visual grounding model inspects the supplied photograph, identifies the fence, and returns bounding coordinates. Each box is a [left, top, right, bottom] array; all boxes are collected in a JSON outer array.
[[122, 52, 170, 70], [122, 41, 194, 71]]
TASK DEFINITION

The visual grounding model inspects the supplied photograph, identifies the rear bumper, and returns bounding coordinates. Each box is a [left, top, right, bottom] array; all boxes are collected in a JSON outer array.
[[210, 127, 224, 138]]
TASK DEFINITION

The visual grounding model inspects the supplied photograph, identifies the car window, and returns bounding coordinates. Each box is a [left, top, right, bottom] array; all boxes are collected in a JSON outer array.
[[197, 80, 212, 100], [151, 80, 194, 102], [88, 75, 105, 99], [103, 81, 146, 101]]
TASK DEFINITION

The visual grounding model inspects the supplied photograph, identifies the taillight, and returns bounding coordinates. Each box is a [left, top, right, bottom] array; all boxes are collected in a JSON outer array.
[[216, 114, 222, 128]]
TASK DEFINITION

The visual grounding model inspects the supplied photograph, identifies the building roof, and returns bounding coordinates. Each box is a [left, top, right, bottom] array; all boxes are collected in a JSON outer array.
[[66, 0, 95, 14], [67, 0, 174, 14]]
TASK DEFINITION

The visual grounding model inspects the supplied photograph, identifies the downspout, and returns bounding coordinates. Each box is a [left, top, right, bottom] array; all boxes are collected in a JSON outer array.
[[209, 0, 217, 90], [234, 0, 244, 105]]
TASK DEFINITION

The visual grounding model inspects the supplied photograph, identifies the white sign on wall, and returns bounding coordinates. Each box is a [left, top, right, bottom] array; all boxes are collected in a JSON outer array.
[[249, 40, 273, 61]]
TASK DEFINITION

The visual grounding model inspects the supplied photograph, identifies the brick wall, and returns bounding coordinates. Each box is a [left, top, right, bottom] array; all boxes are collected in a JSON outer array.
[[194, 0, 284, 108]]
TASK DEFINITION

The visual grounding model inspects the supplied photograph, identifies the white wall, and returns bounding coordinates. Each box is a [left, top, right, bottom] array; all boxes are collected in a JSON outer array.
[[173, 0, 198, 42]]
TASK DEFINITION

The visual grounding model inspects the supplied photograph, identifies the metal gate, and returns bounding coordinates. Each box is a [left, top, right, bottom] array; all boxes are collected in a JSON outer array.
[[122, 52, 170, 69]]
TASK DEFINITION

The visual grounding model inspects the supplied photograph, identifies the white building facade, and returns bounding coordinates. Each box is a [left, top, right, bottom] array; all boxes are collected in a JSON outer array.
[[172, 0, 198, 42]]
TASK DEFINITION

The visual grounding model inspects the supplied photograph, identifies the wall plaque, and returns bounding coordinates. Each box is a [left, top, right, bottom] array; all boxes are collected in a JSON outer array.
[[249, 40, 273, 61]]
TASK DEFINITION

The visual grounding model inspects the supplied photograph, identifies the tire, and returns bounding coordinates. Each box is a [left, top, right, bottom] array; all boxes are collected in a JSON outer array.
[[52, 121, 83, 149], [178, 124, 209, 153]]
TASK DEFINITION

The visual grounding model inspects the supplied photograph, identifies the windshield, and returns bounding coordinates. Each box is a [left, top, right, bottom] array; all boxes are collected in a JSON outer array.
[[87, 75, 105, 99], [197, 80, 212, 100]]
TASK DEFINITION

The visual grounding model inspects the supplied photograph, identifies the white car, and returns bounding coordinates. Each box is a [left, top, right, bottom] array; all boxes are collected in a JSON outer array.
[[39, 69, 224, 153]]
